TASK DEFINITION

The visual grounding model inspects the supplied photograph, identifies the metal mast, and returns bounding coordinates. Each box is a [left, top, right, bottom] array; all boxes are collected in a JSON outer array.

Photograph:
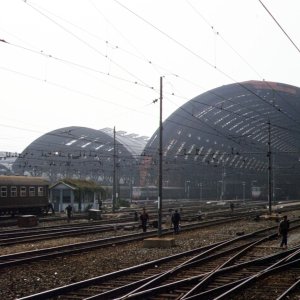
[[158, 76, 163, 236], [267, 120, 272, 214], [113, 126, 116, 212]]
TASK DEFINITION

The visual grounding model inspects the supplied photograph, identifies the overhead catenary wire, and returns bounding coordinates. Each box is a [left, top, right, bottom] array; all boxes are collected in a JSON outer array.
[[1, 59, 299, 158], [1, 0, 298, 155], [113, 0, 300, 128], [258, 0, 300, 54], [185, 0, 300, 118], [5, 2, 300, 127], [0, 39, 156, 92], [32, 1, 296, 121], [27, 0, 300, 124], [0, 65, 152, 116], [2, 37, 297, 155], [22, 0, 154, 90], [0, 5, 298, 191], [186, 0, 262, 79]]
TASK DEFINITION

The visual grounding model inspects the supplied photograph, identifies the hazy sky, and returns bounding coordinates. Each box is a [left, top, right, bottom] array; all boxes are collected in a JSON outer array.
[[0, 0, 299, 153]]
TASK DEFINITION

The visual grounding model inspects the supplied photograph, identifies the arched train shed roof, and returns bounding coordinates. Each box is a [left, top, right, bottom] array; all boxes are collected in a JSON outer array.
[[141, 80, 300, 199], [12, 126, 148, 183]]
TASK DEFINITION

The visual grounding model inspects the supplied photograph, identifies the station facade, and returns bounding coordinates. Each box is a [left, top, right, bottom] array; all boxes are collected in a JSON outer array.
[[139, 80, 300, 201], [12, 127, 148, 199], [11, 80, 300, 201]]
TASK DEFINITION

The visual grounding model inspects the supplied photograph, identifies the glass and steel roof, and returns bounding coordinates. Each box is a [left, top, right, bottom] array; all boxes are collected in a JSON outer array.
[[141, 80, 300, 200], [12, 126, 148, 185]]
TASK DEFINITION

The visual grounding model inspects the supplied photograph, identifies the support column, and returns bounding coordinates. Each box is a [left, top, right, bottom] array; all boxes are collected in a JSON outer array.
[[59, 189, 63, 212]]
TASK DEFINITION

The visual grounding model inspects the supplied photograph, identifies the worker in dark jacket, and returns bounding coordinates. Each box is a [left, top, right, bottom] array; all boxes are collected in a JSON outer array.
[[66, 204, 73, 222], [47, 202, 55, 215], [140, 208, 149, 232], [278, 215, 290, 249], [172, 209, 181, 234]]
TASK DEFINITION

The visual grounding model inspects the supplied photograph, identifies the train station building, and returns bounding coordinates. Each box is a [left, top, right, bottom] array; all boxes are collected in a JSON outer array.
[[12, 127, 148, 199], [140, 80, 300, 201], [11, 80, 300, 202]]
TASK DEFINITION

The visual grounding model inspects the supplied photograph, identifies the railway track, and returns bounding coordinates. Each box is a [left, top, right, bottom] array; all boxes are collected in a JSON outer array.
[[0, 216, 251, 269], [0, 198, 271, 229], [209, 256, 300, 300], [17, 221, 300, 300], [0, 209, 262, 246], [0, 221, 135, 246]]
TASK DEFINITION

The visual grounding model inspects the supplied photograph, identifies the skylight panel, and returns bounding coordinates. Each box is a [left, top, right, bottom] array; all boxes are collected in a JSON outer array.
[[81, 142, 91, 148], [66, 140, 77, 146]]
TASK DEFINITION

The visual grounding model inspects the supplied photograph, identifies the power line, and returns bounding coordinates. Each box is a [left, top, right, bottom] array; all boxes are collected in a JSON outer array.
[[1, 39, 155, 91], [258, 0, 300, 53], [5, 3, 300, 128], [0, 64, 154, 116], [1, 1, 299, 156], [185, 0, 263, 79], [113, 0, 300, 128], [1, 60, 299, 158], [22, 0, 153, 89], [2, 63, 297, 158], [1, 41, 287, 154]]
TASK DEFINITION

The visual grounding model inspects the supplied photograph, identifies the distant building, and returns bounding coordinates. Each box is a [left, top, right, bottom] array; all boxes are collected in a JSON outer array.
[[49, 178, 105, 212], [0, 152, 18, 175], [140, 80, 300, 201], [11, 80, 300, 201], [12, 126, 148, 199]]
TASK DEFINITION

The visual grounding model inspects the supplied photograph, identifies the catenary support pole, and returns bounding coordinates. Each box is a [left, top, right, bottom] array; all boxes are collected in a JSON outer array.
[[268, 120, 272, 214], [113, 126, 116, 212], [158, 76, 163, 236]]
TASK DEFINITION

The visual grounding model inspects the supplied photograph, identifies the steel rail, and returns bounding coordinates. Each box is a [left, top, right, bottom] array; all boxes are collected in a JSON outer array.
[[0, 216, 246, 268], [212, 254, 300, 300], [276, 278, 300, 300], [16, 224, 298, 300], [0, 223, 125, 246], [114, 245, 300, 300], [0, 216, 135, 237], [115, 228, 280, 300], [0, 210, 256, 245], [82, 224, 300, 299], [181, 256, 300, 300], [181, 234, 277, 299]]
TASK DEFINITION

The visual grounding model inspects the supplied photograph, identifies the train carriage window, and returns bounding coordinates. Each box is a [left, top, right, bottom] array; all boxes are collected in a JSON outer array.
[[0, 186, 7, 197], [29, 187, 35, 197], [20, 186, 26, 197], [38, 187, 44, 196], [11, 186, 17, 197]]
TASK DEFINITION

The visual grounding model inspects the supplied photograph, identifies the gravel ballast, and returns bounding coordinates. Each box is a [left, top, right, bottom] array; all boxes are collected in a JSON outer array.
[[0, 218, 298, 299]]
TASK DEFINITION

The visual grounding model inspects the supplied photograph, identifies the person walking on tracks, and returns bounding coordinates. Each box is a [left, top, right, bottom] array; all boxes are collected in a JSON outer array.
[[278, 215, 290, 249], [140, 208, 149, 232], [134, 211, 138, 221], [47, 202, 55, 215], [66, 204, 73, 222], [172, 209, 181, 234]]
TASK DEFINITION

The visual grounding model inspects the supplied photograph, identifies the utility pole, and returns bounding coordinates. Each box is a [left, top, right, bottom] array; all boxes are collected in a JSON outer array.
[[200, 182, 202, 201], [267, 120, 272, 214], [158, 76, 163, 237], [112, 126, 116, 212]]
